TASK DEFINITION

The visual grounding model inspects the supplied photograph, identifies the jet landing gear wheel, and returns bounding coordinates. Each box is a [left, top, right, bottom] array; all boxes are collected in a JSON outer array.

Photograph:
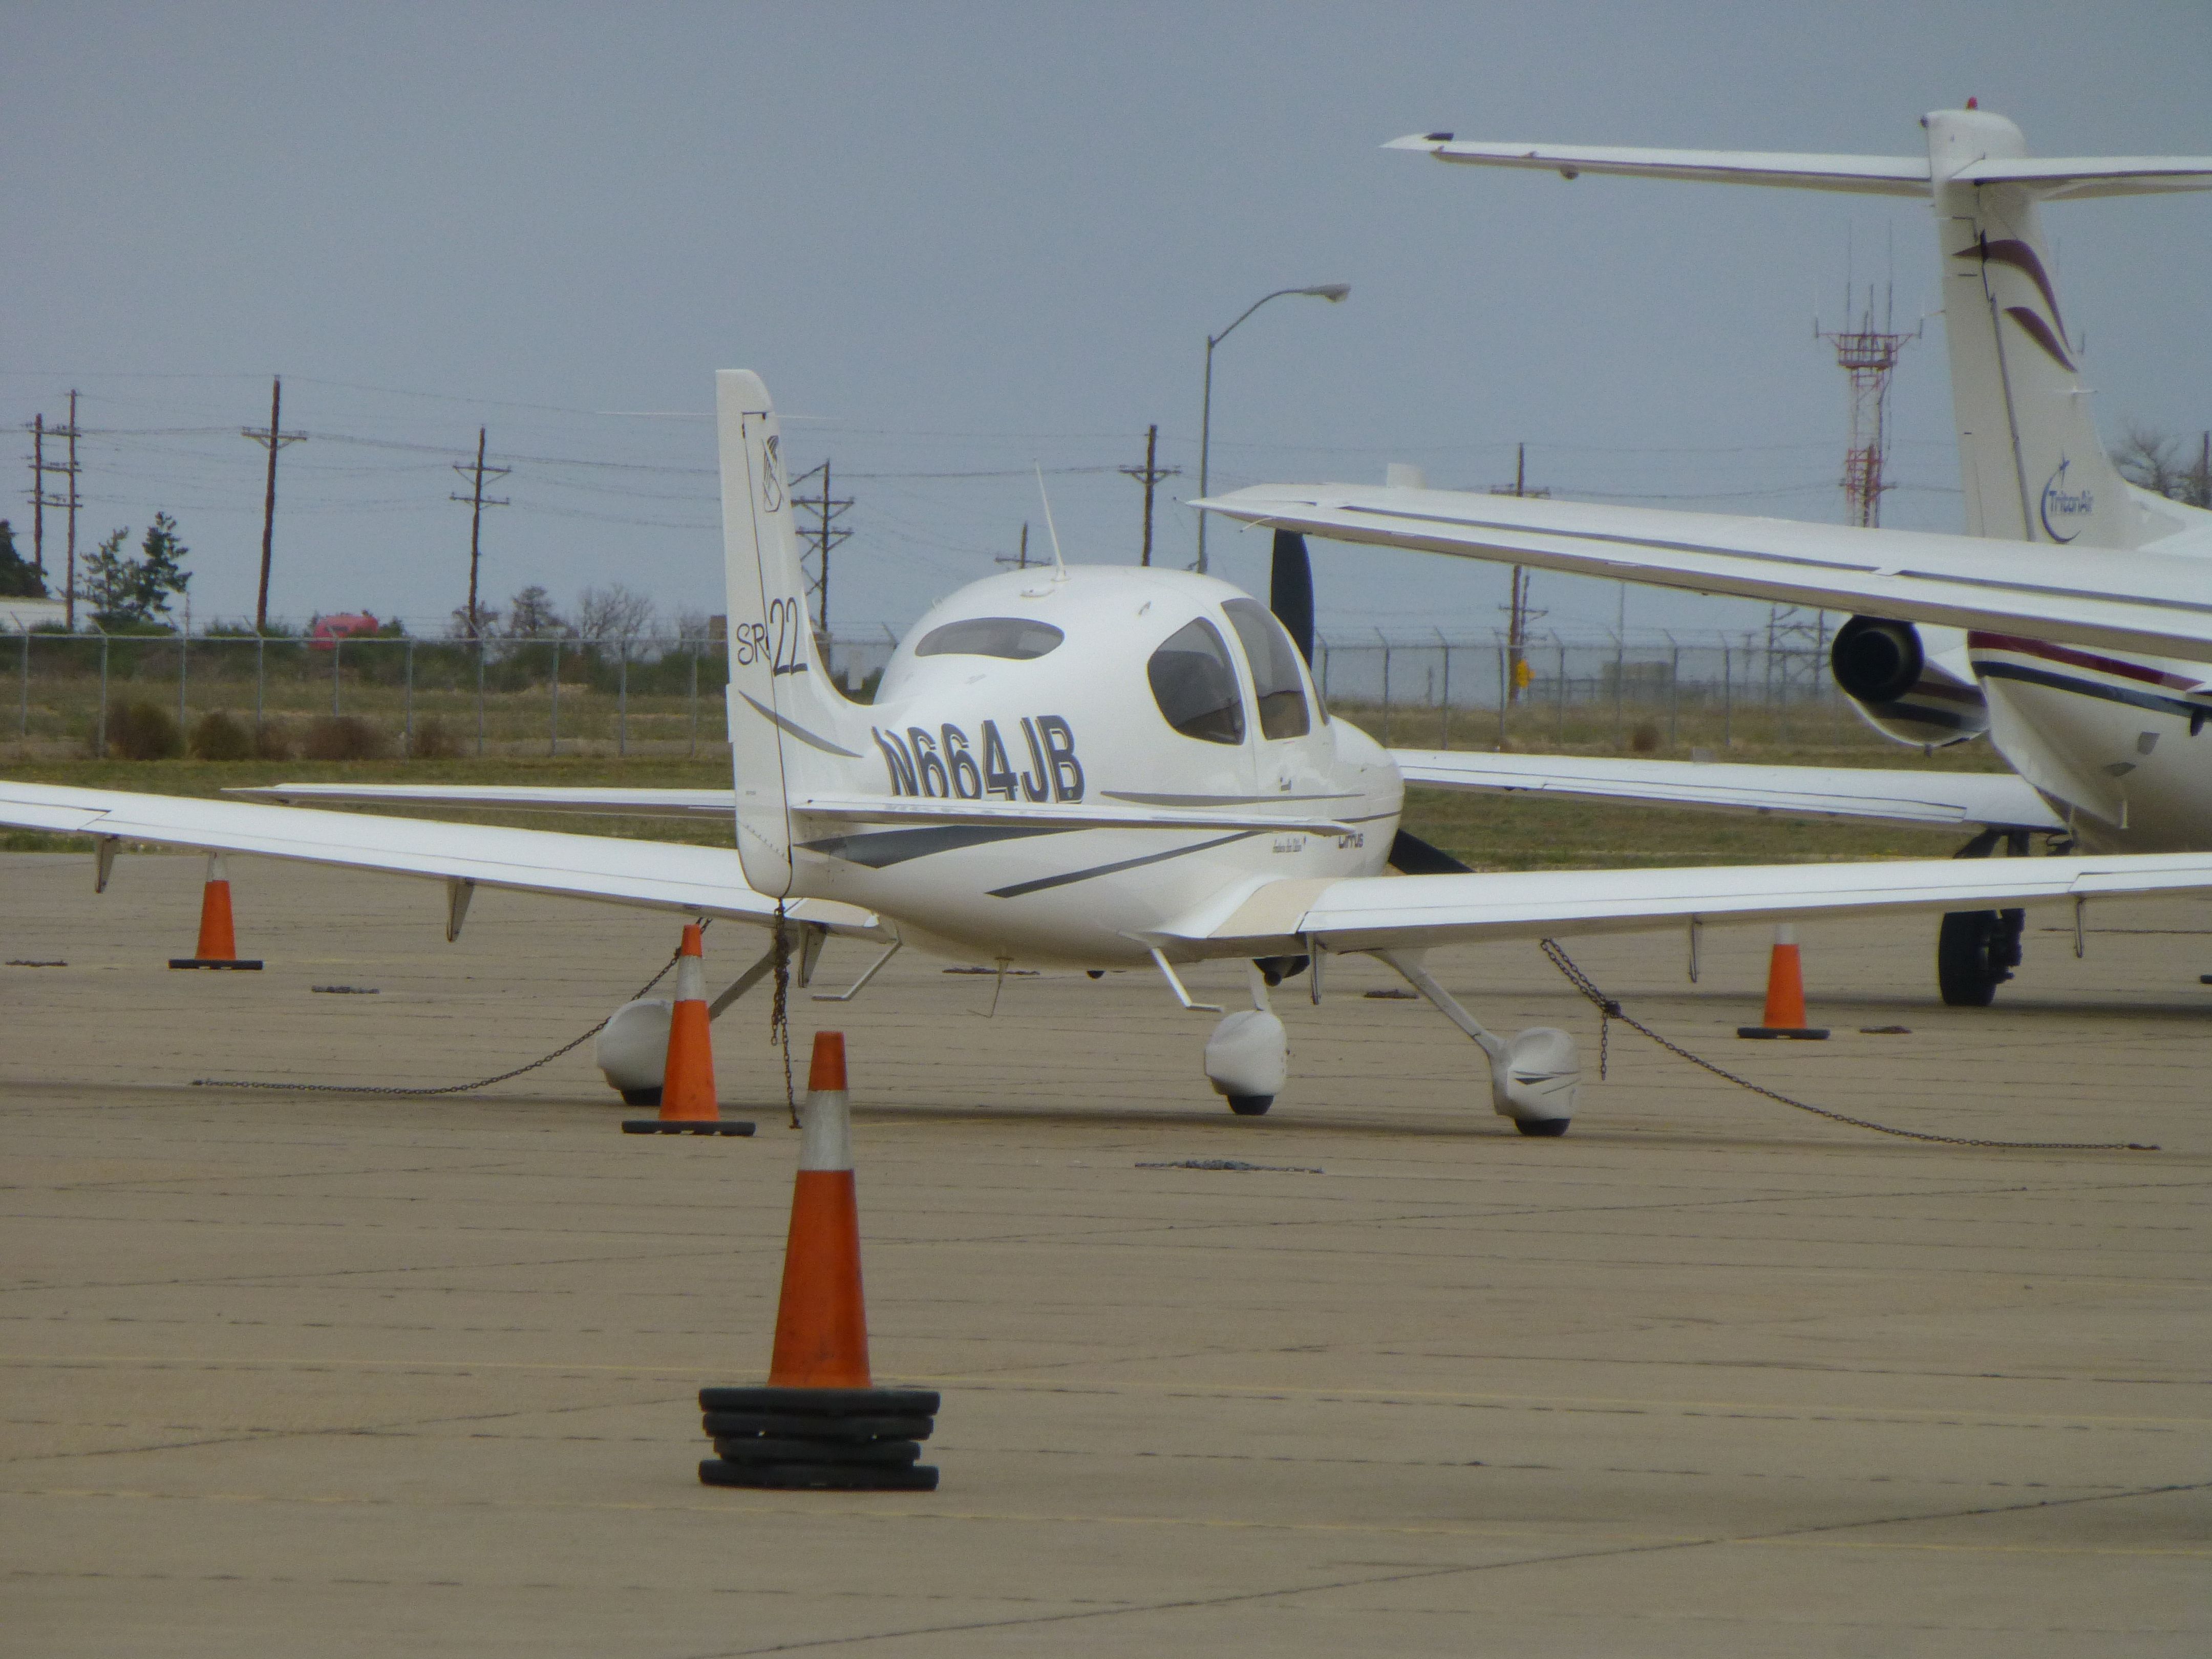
[[1226, 1095, 1273, 1116], [1938, 908, 2025, 1007], [1514, 1117, 1570, 1137]]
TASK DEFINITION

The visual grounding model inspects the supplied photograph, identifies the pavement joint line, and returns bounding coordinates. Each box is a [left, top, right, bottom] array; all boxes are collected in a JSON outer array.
[[10, 1486, 2211, 1561], [663, 1479, 2212, 1658], [2, 1355, 2204, 1427]]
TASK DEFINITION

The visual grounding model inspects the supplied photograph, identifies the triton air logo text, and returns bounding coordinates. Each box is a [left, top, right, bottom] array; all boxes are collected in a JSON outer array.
[[2038, 457, 2093, 543]]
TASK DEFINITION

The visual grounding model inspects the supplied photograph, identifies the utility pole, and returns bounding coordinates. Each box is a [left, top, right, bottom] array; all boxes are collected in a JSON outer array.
[[786, 460, 852, 636], [242, 376, 306, 631], [27, 416, 46, 579], [996, 523, 1034, 571], [27, 396, 84, 628], [450, 428, 509, 636], [1489, 442, 1549, 703], [1118, 423, 1180, 566]]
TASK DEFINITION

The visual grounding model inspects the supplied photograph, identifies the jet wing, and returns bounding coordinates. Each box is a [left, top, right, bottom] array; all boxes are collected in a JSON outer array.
[[1392, 749, 2062, 832], [1384, 133, 1933, 195], [1167, 852, 2212, 959], [1384, 134, 2212, 201], [0, 782, 883, 938], [1196, 483, 2212, 666], [229, 783, 737, 818]]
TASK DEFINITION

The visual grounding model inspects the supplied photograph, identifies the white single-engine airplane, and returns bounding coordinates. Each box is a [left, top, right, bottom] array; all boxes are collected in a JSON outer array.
[[7, 370, 2212, 1137], [1200, 105, 2212, 1006]]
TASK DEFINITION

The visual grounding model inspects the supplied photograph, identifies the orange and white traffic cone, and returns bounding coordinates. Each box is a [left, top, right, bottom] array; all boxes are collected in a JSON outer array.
[[769, 1032, 871, 1387], [168, 852, 262, 970], [621, 923, 754, 1136], [693, 1030, 941, 1492], [1737, 923, 1829, 1039]]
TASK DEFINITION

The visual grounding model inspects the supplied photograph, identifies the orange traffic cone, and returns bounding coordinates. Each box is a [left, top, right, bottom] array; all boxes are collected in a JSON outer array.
[[768, 1032, 872, 1387], [693, 1031, 941, 1491], [168, 853, 262, 970], [1737, 924, 1829, 1040], [621, 924, 754, 1136]]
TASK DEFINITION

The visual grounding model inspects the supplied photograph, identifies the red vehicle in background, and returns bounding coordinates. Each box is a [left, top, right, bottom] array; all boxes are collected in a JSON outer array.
[[309, 613, 381, 651]]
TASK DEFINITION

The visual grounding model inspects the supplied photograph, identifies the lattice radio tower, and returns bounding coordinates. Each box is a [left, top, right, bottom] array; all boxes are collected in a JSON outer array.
[[1764, 281, 1921, 707], [1819, 280, 1918, 529]]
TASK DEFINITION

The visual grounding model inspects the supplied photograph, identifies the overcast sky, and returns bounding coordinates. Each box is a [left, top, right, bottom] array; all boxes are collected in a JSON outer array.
[[6, 1, 2207, 643]]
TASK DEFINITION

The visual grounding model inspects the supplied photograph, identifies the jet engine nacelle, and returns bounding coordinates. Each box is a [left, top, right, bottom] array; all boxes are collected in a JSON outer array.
[[595, 997, 672, 1106], [1491, 1026, 1579, 1135], [1829, 616, 1988, 748]]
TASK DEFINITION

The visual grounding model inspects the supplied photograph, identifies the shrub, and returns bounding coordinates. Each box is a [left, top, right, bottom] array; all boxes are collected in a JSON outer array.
[[189, 710, 254, 761], [254, 719, 295, 761], [409, 715, 461, 759], [301, 714, 392, 761], [1628, 720, 1662, 754], [107, 699, 181, 761]]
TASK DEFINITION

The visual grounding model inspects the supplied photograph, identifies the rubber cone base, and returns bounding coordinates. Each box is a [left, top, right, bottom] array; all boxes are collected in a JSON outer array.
[[168, 959, 263, 970], [1737, 1026, 1830, 1040], [699, 1459, 938, 1492], [622, 1120, 756, 1136]]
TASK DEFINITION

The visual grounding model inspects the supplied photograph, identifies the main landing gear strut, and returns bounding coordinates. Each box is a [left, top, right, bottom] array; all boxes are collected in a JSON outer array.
[[1941, 828, 2031, 1007]]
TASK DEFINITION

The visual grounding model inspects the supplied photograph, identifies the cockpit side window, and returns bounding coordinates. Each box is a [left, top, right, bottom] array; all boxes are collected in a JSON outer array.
[[1222, 600, 1312, 739], [914, 616, 1065, 660], [1146, 617, 1245, 745]]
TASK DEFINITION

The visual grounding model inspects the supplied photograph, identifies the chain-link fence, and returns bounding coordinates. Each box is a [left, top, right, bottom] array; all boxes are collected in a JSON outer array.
[[6, 625, 1864, 761], [1309, 631, 1863, 752]]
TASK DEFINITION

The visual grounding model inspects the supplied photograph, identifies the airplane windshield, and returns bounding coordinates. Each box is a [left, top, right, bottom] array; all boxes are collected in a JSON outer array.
[[1222, 600, 1311, 739], [914, 617, 1065, 660], [1146, 618, 1245, 745]]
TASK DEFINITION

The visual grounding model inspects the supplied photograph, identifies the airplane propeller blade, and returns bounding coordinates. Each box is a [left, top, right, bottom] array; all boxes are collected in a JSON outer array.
[[1269, 530, 1314, 666]]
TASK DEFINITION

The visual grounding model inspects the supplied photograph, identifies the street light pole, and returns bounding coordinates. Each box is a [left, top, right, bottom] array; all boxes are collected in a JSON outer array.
[[1195, 283, 1349, 573]]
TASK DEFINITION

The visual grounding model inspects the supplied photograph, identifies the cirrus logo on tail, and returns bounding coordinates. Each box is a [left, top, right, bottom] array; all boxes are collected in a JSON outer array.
[[761, 434, 784, 513], [2039, 456, 2093, 543]]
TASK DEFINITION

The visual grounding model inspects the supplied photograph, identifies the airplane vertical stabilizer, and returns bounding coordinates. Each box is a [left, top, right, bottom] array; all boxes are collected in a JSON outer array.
[[1925, 110, 2138, 550], [716, 370, 860, 899]]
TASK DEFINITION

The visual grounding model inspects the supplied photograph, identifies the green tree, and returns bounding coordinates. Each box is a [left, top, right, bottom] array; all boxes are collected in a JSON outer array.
[[0, 519, 48, 599], [83, 512, 192, 630]]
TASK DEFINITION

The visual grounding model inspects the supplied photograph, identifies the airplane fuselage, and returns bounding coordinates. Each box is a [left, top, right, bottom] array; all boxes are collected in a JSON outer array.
[[773, 566, 1403, 967]]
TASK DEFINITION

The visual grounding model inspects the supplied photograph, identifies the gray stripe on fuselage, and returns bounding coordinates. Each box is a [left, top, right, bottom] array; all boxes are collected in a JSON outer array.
[[800, 823, 1071, 868], [739, 691, 864, 757], [987, 831, 1260, 900]]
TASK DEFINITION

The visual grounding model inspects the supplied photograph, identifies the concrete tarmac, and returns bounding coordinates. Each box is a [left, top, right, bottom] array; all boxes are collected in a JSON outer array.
[[3, 851, 2208, 1655]]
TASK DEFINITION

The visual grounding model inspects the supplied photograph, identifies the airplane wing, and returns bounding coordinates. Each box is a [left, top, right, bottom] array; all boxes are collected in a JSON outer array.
[[1392, 749, 2063, 832], [229, 783, 1356, 835], [230, 783, 737, 818], [1384, 133, 2212, 200], [1168, 852, 2212, 959], [0, 782, 883, 938], [1195, 483, 2212, 666]]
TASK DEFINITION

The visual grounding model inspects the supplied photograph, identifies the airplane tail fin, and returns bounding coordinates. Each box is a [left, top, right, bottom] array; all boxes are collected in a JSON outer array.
[[1925, 109, 2140, 549], [1396, 114, 2212, 550], [716, 370, 864, 898]]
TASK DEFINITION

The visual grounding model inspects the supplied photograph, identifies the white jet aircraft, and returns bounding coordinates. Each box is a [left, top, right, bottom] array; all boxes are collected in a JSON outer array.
[[7, 371, 2212, 1137], [1198, 105, 2212, 1005]]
